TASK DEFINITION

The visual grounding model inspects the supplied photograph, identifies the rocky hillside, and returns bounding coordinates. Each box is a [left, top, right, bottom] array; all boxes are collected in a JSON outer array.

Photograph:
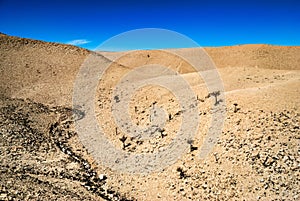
[[0, 33, 91, 106]]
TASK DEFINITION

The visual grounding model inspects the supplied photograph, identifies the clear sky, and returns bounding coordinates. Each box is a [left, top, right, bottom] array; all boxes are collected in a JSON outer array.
[[0, 0, 299, 50]]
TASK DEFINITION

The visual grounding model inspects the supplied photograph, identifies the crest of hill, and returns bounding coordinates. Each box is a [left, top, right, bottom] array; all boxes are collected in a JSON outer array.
[[0, 33, 92, 54]]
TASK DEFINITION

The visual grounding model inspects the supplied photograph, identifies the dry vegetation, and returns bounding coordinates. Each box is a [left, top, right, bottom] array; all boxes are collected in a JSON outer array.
[[0, 33, 299, 200]]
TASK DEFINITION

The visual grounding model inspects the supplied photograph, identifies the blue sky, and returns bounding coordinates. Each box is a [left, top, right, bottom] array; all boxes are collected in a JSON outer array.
[[0, 0, 299, 50]]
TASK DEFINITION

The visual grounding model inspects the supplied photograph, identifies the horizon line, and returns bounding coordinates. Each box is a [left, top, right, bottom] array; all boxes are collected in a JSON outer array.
[[1, 32, 300, 51]]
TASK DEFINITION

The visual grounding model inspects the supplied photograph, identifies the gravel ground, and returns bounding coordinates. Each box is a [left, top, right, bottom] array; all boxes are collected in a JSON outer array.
[[0, 96, 134, 201]]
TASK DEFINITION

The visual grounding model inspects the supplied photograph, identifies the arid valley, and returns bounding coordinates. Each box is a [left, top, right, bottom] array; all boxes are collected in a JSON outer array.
[[0, 33, 299, 200]]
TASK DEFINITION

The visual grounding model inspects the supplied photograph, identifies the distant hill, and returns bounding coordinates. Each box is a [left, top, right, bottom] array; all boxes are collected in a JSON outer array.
[[1, 33, 299, 106], [205, 44, 300, 70]]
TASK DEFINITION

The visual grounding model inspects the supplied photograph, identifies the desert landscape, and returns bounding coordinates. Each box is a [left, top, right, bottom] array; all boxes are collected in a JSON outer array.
[[0, 32, 299, 200]]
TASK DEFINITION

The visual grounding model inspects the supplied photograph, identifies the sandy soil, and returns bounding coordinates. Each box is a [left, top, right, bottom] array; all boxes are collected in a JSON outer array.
[[0, 33, 299, 200]]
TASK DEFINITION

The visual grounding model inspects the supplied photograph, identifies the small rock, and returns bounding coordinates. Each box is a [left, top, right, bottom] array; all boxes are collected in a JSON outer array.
[[99, 174, 107, 180]]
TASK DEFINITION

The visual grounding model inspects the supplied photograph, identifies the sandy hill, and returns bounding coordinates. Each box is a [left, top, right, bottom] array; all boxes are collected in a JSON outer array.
[[1, 34, 299, 106], [0, 33, 91, 105], [0, 34, 299, 200], [206, 44, 300, 70]]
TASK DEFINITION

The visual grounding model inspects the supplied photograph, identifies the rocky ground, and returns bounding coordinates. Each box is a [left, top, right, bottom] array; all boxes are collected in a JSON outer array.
[[1, 95, 299, 200], [0, 96, 134, 200], [91, 87, 300, 200]]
